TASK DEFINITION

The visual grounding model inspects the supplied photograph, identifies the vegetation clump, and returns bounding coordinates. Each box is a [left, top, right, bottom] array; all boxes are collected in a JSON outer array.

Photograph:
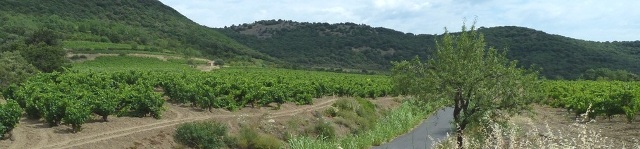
[[174, 121, 232, 149], [392, 22, 540, 148], [0, 100, 22, 139]]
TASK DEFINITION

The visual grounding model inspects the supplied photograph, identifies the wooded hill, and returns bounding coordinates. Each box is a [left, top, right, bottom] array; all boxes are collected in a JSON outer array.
[[1, 0, 638, 79], [0, 0, 279, 66], [218, 20, 640, 79]]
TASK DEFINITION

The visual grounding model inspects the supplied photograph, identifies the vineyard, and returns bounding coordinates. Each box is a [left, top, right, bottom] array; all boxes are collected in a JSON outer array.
[[0, 68, 392, 134], [542, 81, 640, 122]]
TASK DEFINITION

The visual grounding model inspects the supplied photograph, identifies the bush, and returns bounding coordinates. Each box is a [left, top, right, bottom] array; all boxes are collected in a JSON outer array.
[[235, 125, 284, 149], [0, 100, 22, 139], [69, 55, 87, 60], [313, 120, 336, 141], [213, 59, 225, 66], [174, 121, 230, 149]]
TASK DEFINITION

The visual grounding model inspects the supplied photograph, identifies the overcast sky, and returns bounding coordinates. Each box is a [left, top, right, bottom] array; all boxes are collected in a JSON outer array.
[[158, 0, 639, 42]]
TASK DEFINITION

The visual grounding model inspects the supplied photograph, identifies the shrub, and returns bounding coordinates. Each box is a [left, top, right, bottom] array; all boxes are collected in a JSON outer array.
[[0, 100, 22, 139], [235, 125, 284, 149], [236, 125, 258, 148], [213, 59, 225, 66], [69, 55, 87, 60], [253, 133, 284, 149], [313, 120, 336, 141], [174, 121, 229, 149]]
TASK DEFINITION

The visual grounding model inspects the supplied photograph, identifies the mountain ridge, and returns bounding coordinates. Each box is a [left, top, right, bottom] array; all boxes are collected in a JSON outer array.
[[217, 19, 640, 79], [0, 0, 280, 66], [1, 0, 638, 79]]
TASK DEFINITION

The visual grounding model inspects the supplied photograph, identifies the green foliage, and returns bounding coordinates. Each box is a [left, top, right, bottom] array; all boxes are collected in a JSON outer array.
[[235, 125, 284, 149], [542, 81, 640, 122], [581, 68, 639, 81], [159, 68, 392, 111], [326, 98, 377, 134], [20, 43, 68, 73], [312, 120, 336, 141], [71, 56, 195, 72], [174, 121, 230, 149], [213, 59, 225, 66], [9, 71, 166, 131], [63, 100, 92, 133], [8, 67, 389, 133], [0, 1, 279, 65], [25, 28, 61, 46], [90, 90, 118, 122], [0, 51, 39, 89], [392, 23, 540, 148], [221, 20, 640, 79], [0, 100, 22, 139], [289, 98, 446, 149]]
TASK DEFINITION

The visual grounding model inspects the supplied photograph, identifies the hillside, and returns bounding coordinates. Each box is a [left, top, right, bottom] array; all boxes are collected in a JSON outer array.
[[0, 0, 278, 65], [218, 20, 640, 79]]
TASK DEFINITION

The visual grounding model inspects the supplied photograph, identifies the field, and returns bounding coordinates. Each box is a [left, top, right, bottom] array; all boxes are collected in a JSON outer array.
[[1, 55, 432, 149], [3, 53, 640, 149], [433, 80, 640, 148]]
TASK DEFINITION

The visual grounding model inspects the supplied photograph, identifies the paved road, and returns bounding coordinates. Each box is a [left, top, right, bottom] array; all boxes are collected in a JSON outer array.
[[373, 107, 454, 149]]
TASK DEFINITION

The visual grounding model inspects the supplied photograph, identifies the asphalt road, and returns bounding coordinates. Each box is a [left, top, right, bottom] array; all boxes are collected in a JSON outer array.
[[372, 107, 454, 149]]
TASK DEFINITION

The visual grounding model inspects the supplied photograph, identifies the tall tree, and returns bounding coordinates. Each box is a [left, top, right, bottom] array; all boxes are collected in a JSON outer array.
[[391, 22, 540, 148]]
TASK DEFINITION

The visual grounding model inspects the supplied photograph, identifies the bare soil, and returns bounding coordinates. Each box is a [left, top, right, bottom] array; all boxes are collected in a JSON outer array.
[[0, 96, 400, 149]]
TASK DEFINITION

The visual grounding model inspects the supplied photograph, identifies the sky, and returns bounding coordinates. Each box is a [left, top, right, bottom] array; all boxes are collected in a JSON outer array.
[[157, 0, 640, 42]]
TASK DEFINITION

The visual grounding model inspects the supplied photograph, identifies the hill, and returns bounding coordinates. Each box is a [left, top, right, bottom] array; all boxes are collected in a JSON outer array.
[[0, 0, 278, 65], [217, 20, 640, 79]]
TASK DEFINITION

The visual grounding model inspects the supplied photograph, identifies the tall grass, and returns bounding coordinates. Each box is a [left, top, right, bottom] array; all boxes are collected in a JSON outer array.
[[433, 107, 640, 149], [288, 98, 445, 149]]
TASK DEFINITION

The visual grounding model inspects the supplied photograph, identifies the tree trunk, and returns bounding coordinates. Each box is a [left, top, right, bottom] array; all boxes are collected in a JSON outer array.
[[102, 115, 109, 122], [454, 89, 464, 149]]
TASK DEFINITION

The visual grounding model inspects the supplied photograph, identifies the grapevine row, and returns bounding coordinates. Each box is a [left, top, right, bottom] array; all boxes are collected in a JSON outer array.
[[1, 68, 393, 134], [542, 81, 640, 122]]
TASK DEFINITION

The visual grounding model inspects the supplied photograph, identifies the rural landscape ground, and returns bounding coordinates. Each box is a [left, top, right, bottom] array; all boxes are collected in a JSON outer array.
[[1, 1, 640, 149], [0, 95, 401, 149]]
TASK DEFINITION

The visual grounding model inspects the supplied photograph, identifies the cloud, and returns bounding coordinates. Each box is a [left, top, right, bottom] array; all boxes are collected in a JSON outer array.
[[158, 0, 640, 41]]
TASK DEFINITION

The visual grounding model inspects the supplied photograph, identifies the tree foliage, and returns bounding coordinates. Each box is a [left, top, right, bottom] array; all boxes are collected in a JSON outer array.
[[0, 0, 279, 65], [221, 20, 640, 79], [0, 51, 39, 89], [581, 68, 639, 81], [392, 23, 540, 148]]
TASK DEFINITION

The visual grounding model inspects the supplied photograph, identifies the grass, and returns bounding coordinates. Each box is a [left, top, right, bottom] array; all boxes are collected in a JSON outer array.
[[288, 98, 445, 149], [63, 41, 144, 50], [71, 56, 196, 72], [234, 123, 285, 149]]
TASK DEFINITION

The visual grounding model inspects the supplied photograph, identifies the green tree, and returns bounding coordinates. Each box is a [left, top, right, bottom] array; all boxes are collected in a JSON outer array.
[[391, 22, 540, 148], [25, 28, 61, 46], [581, 68, 639, 81], [20, 43, 68, 73], [0, 51, 39, 89]]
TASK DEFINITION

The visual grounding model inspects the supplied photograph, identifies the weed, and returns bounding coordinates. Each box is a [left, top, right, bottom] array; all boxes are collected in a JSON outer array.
[[173, 121, 230, 149]]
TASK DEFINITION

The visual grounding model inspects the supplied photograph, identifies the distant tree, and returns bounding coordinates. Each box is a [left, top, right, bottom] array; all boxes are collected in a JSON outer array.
[[0, 51, 39, 89], [213, 59, 225, 67], [20, 43, 68, 73], [25, 28, 61, 46], [19, 28, 68, 73], [391, 22, 540, 148], [582, 68, 639, 81]]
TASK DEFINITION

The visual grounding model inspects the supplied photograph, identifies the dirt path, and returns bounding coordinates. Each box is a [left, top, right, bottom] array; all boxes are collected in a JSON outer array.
[[1, 97, 339, 149]]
